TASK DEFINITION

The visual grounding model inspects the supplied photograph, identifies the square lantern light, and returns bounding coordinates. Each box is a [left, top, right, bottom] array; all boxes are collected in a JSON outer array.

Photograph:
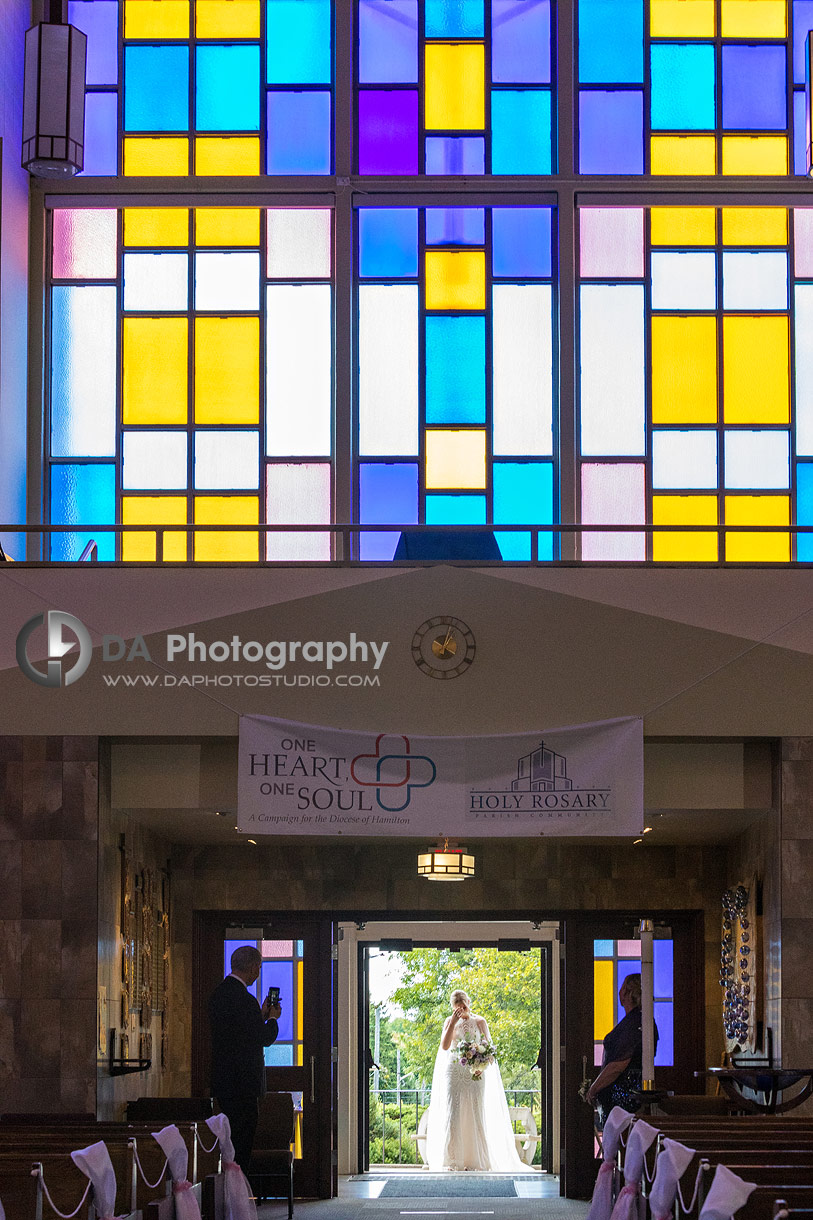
[[417, 840, 476, 881], [22, 20, 87, 177]]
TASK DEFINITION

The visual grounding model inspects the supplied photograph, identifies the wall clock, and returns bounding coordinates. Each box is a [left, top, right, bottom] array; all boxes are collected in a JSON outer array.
[[411, 616, 476, 679]]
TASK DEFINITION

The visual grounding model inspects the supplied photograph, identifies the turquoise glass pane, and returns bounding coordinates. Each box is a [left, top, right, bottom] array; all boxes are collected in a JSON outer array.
[[124, 46, 189, 131], [69, 0, 118, 85], [261, 962, 293, 1039], [654, 1001, 673, 1066], [797, 463, 813, 560], [197, 46, 261, 131], [426, 0, 484, 36], [654, 939, 673, 999], [491, 90, 551, 173], [492, 208, 551, 277], [425, 495, 487, 524], [793, 2, 813, 83], [425, 317, 486, 424], [265, 1044, 294, 1066], [593, 939, 614, 957], [493, 462, 553, 560], [425, 137, 485, 174], [616, 959, 641, 1020], [492, 0, 550, 84], [81, 93, 118, 175], [267, 92, 331, 173], [722, 46, 786, 130], [359, 209, 418, 277], [579, 90, 643, 173], [359, 0, 418, 83], [426, 208, 485, 246], [359, 463, 418, 559], [579, 0, 643, 83], [651, 44, 715, 131], [50, 464, 115, 561], [267, 0, 331, 83]]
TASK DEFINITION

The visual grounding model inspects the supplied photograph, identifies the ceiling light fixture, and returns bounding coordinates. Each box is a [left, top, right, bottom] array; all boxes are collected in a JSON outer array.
[[417, 838, 475, 881]]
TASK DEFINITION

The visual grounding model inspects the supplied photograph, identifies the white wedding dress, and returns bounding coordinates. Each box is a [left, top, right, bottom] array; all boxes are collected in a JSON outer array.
[[424, 1016, 526, 1171]]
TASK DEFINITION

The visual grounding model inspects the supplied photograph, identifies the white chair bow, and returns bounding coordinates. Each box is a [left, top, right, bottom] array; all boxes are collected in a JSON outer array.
[[609, 1120, 660, 1220], [649, 1139, 697, 1220], [699, 1164, 757, 1220], [205, 1115, 258, 1220], [153, 1125, 202, 1220], [70, 1141, 118, 1220], [586, 1108, 636, 1220]]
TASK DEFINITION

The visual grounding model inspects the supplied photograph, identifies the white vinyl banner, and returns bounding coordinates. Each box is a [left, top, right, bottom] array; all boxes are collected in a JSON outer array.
[[238, 716, 643, 837]]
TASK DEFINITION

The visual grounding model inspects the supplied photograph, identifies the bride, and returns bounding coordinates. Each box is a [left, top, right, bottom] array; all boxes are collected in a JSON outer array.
[[424, 989, 526, 1172]]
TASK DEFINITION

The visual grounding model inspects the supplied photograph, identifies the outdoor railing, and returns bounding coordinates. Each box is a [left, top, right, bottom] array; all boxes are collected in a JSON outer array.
[[369, 1087, 542, 1166]]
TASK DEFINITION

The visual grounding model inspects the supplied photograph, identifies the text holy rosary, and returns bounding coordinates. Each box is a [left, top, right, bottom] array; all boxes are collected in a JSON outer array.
[[100, 631, 389, 670]]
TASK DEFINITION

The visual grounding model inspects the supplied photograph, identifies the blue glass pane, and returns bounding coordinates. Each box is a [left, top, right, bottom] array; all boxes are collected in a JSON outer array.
[[267, 0, 331, 83], [492, 0, 550, 84], [491, 91, 551, 173], [426, 208, 485, 246], [296, 940, 304, 956], [267, 92, 331, 173], [797, 463, 813, 560], [81, 92, 118, 175], [359, 463, 418, 560], [50, 464, 115, 561], [651, 44, 715, 131], [579, 0, 643, 83], [616, 959, 641, 1021], [124, 46, 189, 132], [794, 89, 807, 175], [722, 46, 786, 131], [426, 0, 484, 36], [494, 462, 553, 560], [425, 495, 487, 524], [426, 317, 486, 424], [579, 90, 644, 173], [425, 136, 485, 174], [359, 0, 418, 83], [224, 939, 257, 975], [197, 46, 261, 131], [492, 208, 551, 277], [265, 1043, 294, 1066], [793, 3, 813, 83], [359, 208, 418, 277], [69, 1, 118, 85], [654, 939, 673, 999], [593, 939, 614, 957], [654, 1001, 673, 1066], [261, 962, 294, 1040]]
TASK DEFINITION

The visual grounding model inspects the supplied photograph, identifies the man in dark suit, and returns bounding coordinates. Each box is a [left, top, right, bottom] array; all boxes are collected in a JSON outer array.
[[208, 944, 282, 1171]]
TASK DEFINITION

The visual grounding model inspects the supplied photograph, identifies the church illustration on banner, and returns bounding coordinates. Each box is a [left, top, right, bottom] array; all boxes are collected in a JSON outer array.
[[511, 742, 574, 793]]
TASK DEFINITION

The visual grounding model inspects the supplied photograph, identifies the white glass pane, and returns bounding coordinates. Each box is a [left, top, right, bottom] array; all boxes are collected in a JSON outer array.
[[579, 208, 644, 278], [493, 284, 552, 456], [795, 285, 813, 455], [651, 252, 716, 311], [266, 463, 331, 561], [652, 430, 718, 489], [195, 430, 260, 489], [266, 285, 332, 456], [267, 209, 331, 278], [724, 430, 790, 489], [581, 463, 646, 561], [51, 286, 117, 457], [359, 284, 419, 456], [722, 252, 788, 310], [123, 431, 187, 489], [579, 285, 645, 456], [123, 253, 188, 311], [52, 208, 117, 279], [794, 209, 813, 277], [195, 252, 260, 311]]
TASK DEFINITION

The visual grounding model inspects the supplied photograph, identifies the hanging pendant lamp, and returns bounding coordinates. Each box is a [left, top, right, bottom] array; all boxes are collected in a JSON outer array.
[[417, 839, 475, 881], [22, 9, 87, 178]]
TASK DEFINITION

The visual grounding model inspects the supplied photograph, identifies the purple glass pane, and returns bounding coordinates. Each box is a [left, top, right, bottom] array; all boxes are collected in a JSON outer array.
[[426, 208, 485, 246], [793, 2, 813, 83], [654, 1001, 673, 1066], [358, 91, 419, 173], [69, 0, 118, 85], [359, 463, 418, 560], [359, 0, 418, 83], [722, 45, 786, 130], [425, 136, 485, 174], [654, 939, 673, 999], [224, 939, 258, 975], [492, 0, 550, 84], [261, 961, 294, 1040], [579, 90, 644, 174], [794, 90, 807, 175], [616, 959, 641, 1021], [80, 92, 118, 175]]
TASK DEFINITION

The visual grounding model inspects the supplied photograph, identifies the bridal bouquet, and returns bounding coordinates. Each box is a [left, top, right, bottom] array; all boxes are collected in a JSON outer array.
[[455, 1035, 497, 1081]]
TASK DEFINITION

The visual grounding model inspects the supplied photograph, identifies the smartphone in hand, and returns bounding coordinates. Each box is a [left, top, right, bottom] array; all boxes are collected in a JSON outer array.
[[266, 985, 280, 1006]]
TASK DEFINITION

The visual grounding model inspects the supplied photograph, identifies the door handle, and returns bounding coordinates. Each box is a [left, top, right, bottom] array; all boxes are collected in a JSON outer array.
[[310, 1054, 316, 1103]]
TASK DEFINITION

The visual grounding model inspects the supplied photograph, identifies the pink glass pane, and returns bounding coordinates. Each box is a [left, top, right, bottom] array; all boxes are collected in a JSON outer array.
[[581, 463, 645, 561], [266, 463, 331, 561], [617, 939, 642, 957], [53, 209, 118, 279], [795, 210, 813, 277], [261, 939, 294, 958], [579, 208, 644, 279], [594, 1044, 603, 1066]]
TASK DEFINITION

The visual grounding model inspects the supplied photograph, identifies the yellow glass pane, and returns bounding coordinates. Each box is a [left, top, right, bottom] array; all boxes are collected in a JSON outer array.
[[425, 250, 486, 310], [195, 137, 260, 176], [425, 430, 487, 489], [195, 317, 260, 424], [124, 0, 189, 38], [294, 1111, 303, 1159], [297, 961, 303, 1041], [195, 0, 260, 38], [725, 495, 790, 561], [194, 495, 259, 561], [723, 316, 789, 424], [721, 0, 786, 36], [651, 136, 716, 175], [195, 208, 261, 246], [651, 316, 717, 424], [123, 318, 188, 426], [122, 496, 187, 562], [653, 495, 719, 562], [594, 960, 614, 1041], [722, 137, 788, 176], [650, 207, 716, 246], [721, 208, 787, 246], [425, 43, 485, 130], [124, 208, 189, 247], [650, 0, 715, 35], [124, 138, 189, 177]]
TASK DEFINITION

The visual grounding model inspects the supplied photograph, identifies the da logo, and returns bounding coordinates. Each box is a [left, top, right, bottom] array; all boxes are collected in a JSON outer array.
[[16, 611, 92, 688]]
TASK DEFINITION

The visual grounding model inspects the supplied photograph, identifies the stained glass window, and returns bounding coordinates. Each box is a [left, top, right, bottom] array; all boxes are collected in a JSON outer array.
[[593, 936, 674, 1066]]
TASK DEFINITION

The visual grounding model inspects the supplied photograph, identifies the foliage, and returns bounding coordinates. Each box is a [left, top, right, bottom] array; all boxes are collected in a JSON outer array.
[[368, 1092, 426, 1165]]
